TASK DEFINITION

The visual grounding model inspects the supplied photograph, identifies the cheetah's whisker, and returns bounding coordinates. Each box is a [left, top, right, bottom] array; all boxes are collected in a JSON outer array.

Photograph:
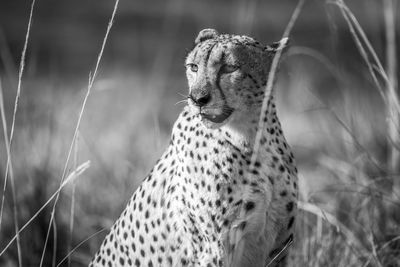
[[175, 99, 188, 106]]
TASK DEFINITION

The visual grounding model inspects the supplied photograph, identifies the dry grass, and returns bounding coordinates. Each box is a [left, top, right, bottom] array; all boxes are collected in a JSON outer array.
[[0, 0, 399, 266], [290, 2, 399, 266], [250, 0, 305, 169]]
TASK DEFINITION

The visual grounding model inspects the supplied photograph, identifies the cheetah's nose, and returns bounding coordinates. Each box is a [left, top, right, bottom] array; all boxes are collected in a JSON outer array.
[[189, 91, 211, 107]]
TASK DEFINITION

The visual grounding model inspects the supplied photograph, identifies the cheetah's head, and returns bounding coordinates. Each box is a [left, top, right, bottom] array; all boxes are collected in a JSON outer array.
[[185, 28, 288, 129]]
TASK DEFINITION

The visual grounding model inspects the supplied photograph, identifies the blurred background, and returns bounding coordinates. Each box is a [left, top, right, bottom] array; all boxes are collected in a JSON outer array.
[[0, 0, 399, 266]]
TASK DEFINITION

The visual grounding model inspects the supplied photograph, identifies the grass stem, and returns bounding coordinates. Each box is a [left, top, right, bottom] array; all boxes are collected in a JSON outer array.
[[39, 0, 120, 265]]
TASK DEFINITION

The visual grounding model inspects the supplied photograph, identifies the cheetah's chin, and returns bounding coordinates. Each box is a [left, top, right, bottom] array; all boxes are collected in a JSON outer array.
[[200, 107, 234, 127]]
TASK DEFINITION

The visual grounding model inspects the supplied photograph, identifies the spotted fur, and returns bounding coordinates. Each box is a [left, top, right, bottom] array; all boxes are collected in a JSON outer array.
[[89, 29, 298, 267]]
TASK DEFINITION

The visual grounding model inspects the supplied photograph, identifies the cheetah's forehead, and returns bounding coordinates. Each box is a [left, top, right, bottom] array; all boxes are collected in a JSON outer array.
[[186, 34, 264, 64]]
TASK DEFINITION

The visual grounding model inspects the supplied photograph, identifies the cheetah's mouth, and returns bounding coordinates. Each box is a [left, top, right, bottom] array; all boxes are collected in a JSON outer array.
[[200, 106, 234, 124]]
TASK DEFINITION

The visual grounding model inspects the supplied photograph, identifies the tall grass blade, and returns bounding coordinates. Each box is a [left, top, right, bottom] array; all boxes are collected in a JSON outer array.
[[39, 0, 120, 265], [56, 228, 107, 267], [383, 0, 399, 197], [0, 78, 23, 266], [0, 0, 37, 264], [250, 0, 305, 168], [0, 79, 8, 235], [68, 133, 79, 267], [330, 0, 400, 114]]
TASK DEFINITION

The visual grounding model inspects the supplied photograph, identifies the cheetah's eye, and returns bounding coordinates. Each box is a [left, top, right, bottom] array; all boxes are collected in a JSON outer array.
[[220, 64, 239, 74], [186, 63, 198, 73]]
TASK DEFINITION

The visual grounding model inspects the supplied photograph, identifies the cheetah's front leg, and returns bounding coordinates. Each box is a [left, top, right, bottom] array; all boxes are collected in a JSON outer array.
[[223, 183, 278, 267]]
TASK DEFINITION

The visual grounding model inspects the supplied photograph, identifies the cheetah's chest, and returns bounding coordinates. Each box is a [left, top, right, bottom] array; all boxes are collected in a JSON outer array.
[[169, 117, 279, 264]]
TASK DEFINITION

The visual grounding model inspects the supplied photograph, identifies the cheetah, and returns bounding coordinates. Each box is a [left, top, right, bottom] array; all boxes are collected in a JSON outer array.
[[89, 29, 298, 267]]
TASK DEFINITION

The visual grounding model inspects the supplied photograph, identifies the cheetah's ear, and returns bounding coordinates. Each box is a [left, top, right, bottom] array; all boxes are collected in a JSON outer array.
[[195, 29, 219, 44], [264, 37, 290, 54]]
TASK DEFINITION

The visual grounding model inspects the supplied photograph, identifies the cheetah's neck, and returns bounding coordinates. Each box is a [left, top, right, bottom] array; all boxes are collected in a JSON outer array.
[[219, 96, 281, 155]]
